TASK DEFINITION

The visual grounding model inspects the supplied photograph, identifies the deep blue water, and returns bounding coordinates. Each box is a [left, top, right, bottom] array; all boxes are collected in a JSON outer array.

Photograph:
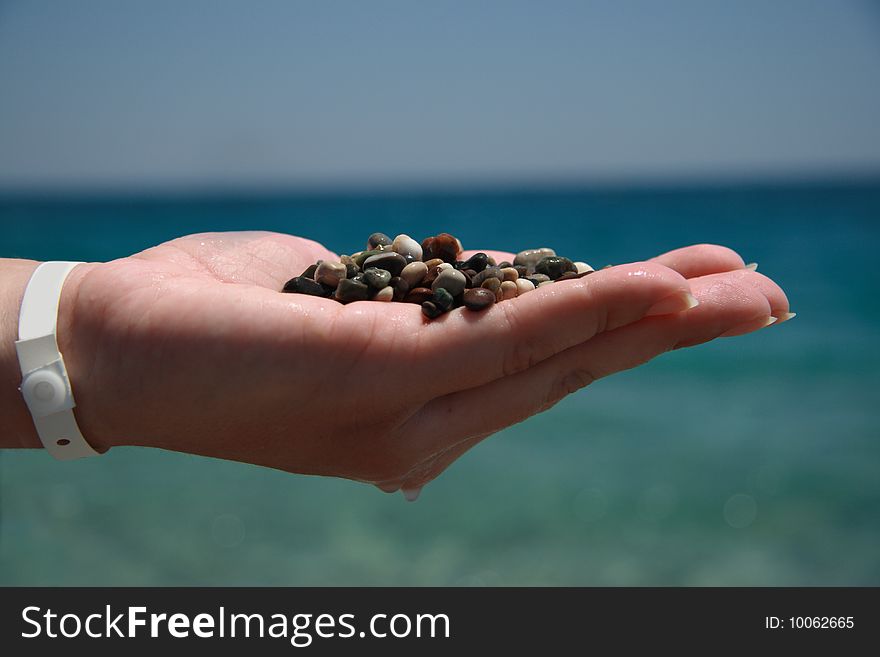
[[1, 181, 878, 585]]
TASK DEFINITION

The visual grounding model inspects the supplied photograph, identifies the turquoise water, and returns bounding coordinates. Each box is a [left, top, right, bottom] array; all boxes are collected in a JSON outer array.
[[1, 181, 878, 585]]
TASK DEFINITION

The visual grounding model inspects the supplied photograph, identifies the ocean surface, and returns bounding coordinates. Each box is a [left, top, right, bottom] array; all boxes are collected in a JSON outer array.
[[1, 181, 878, 585]]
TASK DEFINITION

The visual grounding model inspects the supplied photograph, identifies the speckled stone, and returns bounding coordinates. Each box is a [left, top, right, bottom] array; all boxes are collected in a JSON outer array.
[[372, 286, 394, 302], [391, 234, 423, 261], [404, 287, 433, 304], [400, 261, 428, 289], [501, 267, 519, 282], [472, 267, 504, 287], [515, 278, 536, 295], [368, 232, 392, 249], [500, 280, 518, 300], [363, 267, 392, 289], [363, 252, 408, 277], [315, 260, 347, 288], [335, 278, 370, 303], [282, 276, 329, 296], [432, 268, 467, 296], [535, 256, 577, 279], [463, 287, 496, 311], [421, 233, 461, 263], [481, 277, 502, 292], [513, 248, 556, 269], [458, 252, 489, 273]]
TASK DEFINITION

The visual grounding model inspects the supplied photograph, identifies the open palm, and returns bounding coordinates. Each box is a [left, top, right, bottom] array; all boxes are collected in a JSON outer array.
[[61, 231, 791, 498]]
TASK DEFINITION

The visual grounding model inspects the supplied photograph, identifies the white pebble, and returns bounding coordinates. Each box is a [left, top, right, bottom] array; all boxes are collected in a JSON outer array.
[[392, 234, 423, 261], [400, 261, 428, 288], [574, 261, 594, 274], [372, 286, 394, 302], [515, 278, 536, 295]]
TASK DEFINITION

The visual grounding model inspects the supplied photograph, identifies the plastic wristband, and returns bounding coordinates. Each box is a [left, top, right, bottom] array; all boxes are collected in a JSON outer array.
[[15, 262, 99, 460]]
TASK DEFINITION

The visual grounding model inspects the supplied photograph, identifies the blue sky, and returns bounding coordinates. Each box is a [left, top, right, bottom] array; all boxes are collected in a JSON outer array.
[[1, 0, 879, 190]]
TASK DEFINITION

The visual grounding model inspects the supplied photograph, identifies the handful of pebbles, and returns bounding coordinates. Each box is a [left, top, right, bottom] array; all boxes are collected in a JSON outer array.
[[281, 232, 595, 319]]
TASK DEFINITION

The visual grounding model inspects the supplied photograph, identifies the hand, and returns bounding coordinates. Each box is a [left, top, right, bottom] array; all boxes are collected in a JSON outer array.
[[54, 232, 790, 497]]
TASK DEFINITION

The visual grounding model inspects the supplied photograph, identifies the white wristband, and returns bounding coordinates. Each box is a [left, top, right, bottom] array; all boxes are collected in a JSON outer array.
[[15, 261, 99, 460]]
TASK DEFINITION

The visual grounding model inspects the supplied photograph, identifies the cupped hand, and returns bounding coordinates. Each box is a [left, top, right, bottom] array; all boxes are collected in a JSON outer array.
[[60, 232, 791, 498]]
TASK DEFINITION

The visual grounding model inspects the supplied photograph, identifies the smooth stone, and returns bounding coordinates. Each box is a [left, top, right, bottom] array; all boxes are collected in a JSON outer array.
[[282, 276, 328, 296], [459, 252, 489, 273], [495, 287, 504, 302], [535, 256, 577, 279], [501, 267, 519, 282], [515, 278, 536, 295], [432, 287, 455, 312], [400, 261, 428, 289], [404, 287, 433, 304], [421, 301, 443, 319], [363, 267, 392, 289], [500, 280, 518, 300], [463, 287, 496, 311], [352, 249, 384, 269], [574, 261, 594, 274], [391, 234, 423, 261], [481, 277, 502, 292], [300, 263, 318, 279], [487, 256, 497, 266], [432, 268, 467, 296], [526, 274, 551, 285], [315, 260, 347, 288], [513, 247, 556, 269], [335, 278, 370, 303], [423, 258, 444, 270], [345, 263, 359, 279], [389, 276, 410, 301], [437, 262, 453, 272], [496, 261, 512, 269], [372, 286, 394, 302], [421, 233, 461, 263], [368, 232, 392, 249], [472, 267, 503, 286], [363, 252, 408, 277]]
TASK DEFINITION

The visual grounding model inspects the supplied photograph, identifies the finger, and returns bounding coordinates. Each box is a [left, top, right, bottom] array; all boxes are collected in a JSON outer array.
[[407, 268, 788, 454], [648, 243, 748, 279], [412, 261, 695, 398], [459, 249, 516, 264]]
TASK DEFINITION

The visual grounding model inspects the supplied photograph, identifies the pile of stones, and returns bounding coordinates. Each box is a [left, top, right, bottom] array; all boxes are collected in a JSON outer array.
[[281, 232, 594, 319]]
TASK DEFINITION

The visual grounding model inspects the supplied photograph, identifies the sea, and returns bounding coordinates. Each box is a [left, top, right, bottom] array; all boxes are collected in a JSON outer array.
[[1, 180, 878, 585]]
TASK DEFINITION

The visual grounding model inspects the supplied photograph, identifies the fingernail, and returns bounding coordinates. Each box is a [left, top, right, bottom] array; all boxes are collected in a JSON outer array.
[[774, 311, 796, 323], [763, 316, 778, 327], [401, 487, 422, 502], [645, 291, 699, 316], [745, 262, 758, 271]]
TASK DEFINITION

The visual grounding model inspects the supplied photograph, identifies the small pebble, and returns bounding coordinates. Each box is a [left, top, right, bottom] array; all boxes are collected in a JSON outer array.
[[463, 287, 496, 311], [432, 268, 467, 296], [404, 287, 434, 304], [421, 233, 461, 263], [372, 286, 394, 302], [300, 263, 318, 279], [459, 252, 489, 273], [315, 260, 347, 288], [392, 234, 423, 261], [574, 261, 594, 274], [363, 267, 392, 289], [400, 261, 428, 288], [501, 267, 519, 282], [513, 247, 556, 269], [353, 249, 384, 268], [515, 278, 536, 295], [472, 266, 504, 286], [432, 287, 455, 313], [535, 256, 577, 280], [368, 232, 392, 249], [282, 276, 328, 296], [363, 252, 408, 277], [526, 274, 550, 285], [335, 278, 370, 303], [500, 280, 518, 300], [481, 277, 502, 292], [421, 301, 442, 319], [423, 258, 444, 270], [389, 276, 410, 301]]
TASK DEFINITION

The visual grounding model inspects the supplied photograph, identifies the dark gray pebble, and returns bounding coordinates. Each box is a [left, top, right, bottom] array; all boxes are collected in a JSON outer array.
[[353, 249, 385, 269], [389, 276, 410, 301], [463, 287, 496, 311], [363, 267, 392, 289], [368, 232, 393, 249], [496, 261, 512, 269], [300, 263, 318, 279], [282, 276, 329, 296], [535, 256, 576, 279], [363, 252, 408, 277], [335, 278, 370, 303], [459, 252, 490, 273], [421, 301, 443, 319], [432, 287, 455, 313]]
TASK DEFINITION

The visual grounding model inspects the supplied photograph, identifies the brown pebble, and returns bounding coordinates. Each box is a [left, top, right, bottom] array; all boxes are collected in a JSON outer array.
[[421, 233, 461, 263], [300, 263, 318, 279], [463, 287, 496, 311], [372, 286, 394, 302], [500, 280, 518, 300], [423, 258, 444, 270], [389, 276, 410, 302], [404, 287, 433, 304], [501, 267, 519, 282], [481, 278, 502, 292]]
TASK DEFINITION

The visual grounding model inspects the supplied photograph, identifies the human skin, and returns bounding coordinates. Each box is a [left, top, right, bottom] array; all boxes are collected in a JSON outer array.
[[0, 232, 792, 497]]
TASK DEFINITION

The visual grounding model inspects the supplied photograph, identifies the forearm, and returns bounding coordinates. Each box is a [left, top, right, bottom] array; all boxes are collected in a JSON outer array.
[[0, 258, 42, 447]]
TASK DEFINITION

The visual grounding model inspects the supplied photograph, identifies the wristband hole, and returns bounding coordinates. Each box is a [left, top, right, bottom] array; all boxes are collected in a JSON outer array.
[[56, 438, 71, 446]]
